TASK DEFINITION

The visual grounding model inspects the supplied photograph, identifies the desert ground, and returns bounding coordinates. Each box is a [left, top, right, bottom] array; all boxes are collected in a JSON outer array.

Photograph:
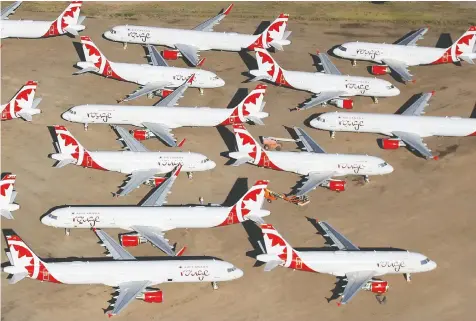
[[1, 2, 476, 321]]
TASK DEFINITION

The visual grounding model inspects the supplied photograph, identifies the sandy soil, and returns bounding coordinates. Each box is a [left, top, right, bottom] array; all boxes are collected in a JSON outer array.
[[1, 3, 475, 321]]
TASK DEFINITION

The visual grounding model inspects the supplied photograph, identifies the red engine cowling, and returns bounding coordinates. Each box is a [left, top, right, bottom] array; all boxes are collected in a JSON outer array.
[[380, 138, 404, 150], [119, 233, 147, 247], [328, 180, 346, 192], [332, 98, 353, 109], [363, 280, 389, 294], [371, 65, 391, 75], [161, 89, 174, 97], [130, 129, 151, 141], [161, 50, 181, 60], [138, 290, 164, 303]]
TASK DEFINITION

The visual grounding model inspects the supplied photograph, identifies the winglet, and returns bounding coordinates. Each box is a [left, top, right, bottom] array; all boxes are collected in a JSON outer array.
[[431, 90, 435, 96], [174, 164, 183, 176], [175, 246, 187, 256], [177, 138, 186, 147], [197, 57, 206, 67], [316, 49, 320, 54], [432, 155, 439, 160], [187, 74, 195, 85], [223, 4, 234, 15], [337, 302, 342, 307]]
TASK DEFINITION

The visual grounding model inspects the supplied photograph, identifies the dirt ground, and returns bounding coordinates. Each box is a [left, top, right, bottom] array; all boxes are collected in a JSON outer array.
[[1, 2, 476, 321]]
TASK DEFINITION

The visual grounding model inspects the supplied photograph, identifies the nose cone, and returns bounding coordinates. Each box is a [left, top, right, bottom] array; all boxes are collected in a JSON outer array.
[[390, 86, 400, 96], [41, 215, 51, 226], [385, 164, 394, 174], [333, 47, 344, 57], [429, 261, 437, 271], [103, 31, 112, 40], [309, 118, 320, 129], [61, 111, 71, 121], [216, 77, 225, 87], [234, 268, 244, 279], [208, 160, 217, 169]]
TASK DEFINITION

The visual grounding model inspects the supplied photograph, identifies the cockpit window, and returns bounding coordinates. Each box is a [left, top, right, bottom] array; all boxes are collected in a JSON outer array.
[[48, 214, 58, 220], [201, 158, 210, 163], [387, 85, 395, 89], [69, 110, 76, 115], [211, 76, 219, 80], [227, 267, 237, 273], [420, 258, 430, 265], [110, 30, 116, 35], [338, 45, 347, 52], [315, 117, 325, 123], [378, 162, 388, 167]]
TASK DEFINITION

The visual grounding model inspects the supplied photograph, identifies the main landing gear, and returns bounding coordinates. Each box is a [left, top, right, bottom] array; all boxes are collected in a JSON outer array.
[[352, 60, 357, 67], [123, 42, 128, 50], [404, 273, 412, 283], [187, 172, 193, 180], [330, 131, 336, 139], [199, 88, 204, 96], [364, 175, 370, 184], [211, 281, 218, 290], [65, 228, 70, 236], [84, 123, 89, 131], [372, 97, 379, 104]]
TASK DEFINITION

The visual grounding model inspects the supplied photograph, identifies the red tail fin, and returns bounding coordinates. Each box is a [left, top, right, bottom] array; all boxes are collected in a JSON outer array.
[[42, 1, 83, 37], [247, 14, 290, 50], [1, 81, 38, 121], [254, 48, 290, 86], [220, 84, 267, 125]]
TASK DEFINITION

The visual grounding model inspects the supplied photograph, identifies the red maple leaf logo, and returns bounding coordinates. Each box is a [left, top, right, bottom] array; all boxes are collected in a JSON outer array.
[[266, 233, 286, 247], [266, 21, 284, 43], [60, 133, 78, 147], [258, 51, 275, 77], [0, 183, 11, 196]]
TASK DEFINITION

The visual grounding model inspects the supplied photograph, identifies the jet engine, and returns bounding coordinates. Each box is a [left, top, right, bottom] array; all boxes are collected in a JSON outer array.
[[130, 129, 152, 141], [137, 290, 164, 303], [362, 280, 389, 294], [330, 98, 353, 109], [119, 232, 147, 247], [144, 177, 166, 187], [323, 180, 346, 192], [371, 65, 391, 75], [161, 50, 182, 60], [379, 138, 405, 150]]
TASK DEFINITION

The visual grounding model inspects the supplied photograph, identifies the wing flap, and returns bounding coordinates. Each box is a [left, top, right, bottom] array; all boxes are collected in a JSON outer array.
[[140, 165, 182, 207], [143, 122, 176, 147], [340, 271, 377, 305], [154, 74, 194, 107], [174, 43, 200, 66], [146, 45, 169, 67], [295, 172, 335, 197], [400, 92, 434, 116], [396, 28, 428, 46], [114, 126, 149, 152], [293, 127, 326, 153], [109, 280, 150, 316], [122, 81, 171, 102], [118, 169, 158, 197], [382, 58, 413, 82], [193, 4, 233, 32], [1, 1, 22, 19], [94, 229, 136, 260], [300, 91, 346, 110], [316, 52, 342, 75], [392, 131, 434, 159]]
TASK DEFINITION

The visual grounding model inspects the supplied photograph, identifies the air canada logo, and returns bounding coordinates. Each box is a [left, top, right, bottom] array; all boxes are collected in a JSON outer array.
[[377, 260, 405, 272], [338, 163, 365, 174], [356, 49, 382, 60], [338, 119, 364, 130]]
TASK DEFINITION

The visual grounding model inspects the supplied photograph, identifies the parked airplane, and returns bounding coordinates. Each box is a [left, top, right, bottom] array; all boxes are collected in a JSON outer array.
[[74, 36, 225, 102], [49, 125, 216, 196], [1, 1, 85, 38], [228, 124, 393, 197], [61, 76, 269, 147], [1, 80, 42, 121], [256, 220, 436, 305], [0, 174, 19, 219], [249, 48, 400, 110], [333, 26, 476, 82], [2, 229, 243, 316], [42, 166, 270, 256], [103, 4, 291, 66], [310, 92, 476, 159]]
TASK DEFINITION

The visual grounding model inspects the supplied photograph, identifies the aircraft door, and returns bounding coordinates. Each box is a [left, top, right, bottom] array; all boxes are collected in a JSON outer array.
[[86, 156, 93, 168]]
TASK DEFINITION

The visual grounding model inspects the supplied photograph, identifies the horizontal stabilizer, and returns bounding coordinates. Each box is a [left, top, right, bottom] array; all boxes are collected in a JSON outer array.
[[283, 30, 292, 40], [9, 271, 28, 284], [246, 214, 265, 224], [32, 98, 42, 109], [246, 116, 265, 126], [264, 260, 282, 272], [64, 27, 79, 36], [73, 66, 99, 75], [269, 41, 283, 51], [1, 209, 14, 219], [459, 53, 476, 64], [77, 16, 86, 25], [17, 111, 32, 121], [54, 158, 76, 168]]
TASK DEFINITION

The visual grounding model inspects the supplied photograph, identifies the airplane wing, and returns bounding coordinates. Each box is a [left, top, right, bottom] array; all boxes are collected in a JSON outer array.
[[340, 271, 377, 305], [295, 172, 335, 197], [395, 28, 429, 46], [174, 43, 200, 66], [316, 52, 342, 75], [293, 127, 326, 153], [1, 1, 22, 20], [131, 225, 175, 256], [392, 131, 434, 159], [146, 45, 169, 67], [400, 92, 433, 116], [114, 125, 149, 152], [118, 169, 158, 197], [300, 91, 346, 110], [122, 81, 172, 102], [109, 280, 151, 317], [140, 165, 182, 207], [154, 74, 194, 107], [381, 58, 413, 83], [94, 229, 136, 260], [142, 122, 176, 147], [317, 221, 360, 250], [193, 4, 234, 32]]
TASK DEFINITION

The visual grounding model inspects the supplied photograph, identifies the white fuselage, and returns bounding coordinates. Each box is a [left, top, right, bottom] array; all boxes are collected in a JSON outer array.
[[282, 69, 400, 98], [104, 26, 260, 51], [1, 20, 53, 38], [62, 104, 267, 128], [76, 60, 225, 88], [52, 151, 216, 175], [275, 250, 436, 277], [334, 42, 450, 66], [252, 151, 393, 176], [312, 112, 476, 137], [42, 205, 269, 230], [34, 259, 243, 287]]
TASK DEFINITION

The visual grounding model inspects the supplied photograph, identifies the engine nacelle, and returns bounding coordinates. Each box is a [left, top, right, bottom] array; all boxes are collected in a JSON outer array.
[[145, 177, 166, 187], [380, 138, 405, 150], [137, 290, 164, 303], [363, 280, 389, 294], [371, 65, 391, 76], [130, 129, 152, 141], [161, 50, 181, 60], [119, 233, 147, 247], [328, 180, 346, 192], [161, 89, 174, 97], [330, 98, 353, 109]]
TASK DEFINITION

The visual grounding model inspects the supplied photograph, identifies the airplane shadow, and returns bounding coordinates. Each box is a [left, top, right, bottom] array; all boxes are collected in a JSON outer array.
[[216, 125, 236, 157], [222, 178, 249, 207], [72, 41, 85, 62], [470, 102, 476, 118], [239, 50, 258, 75], [226, 88, 249, 109], [254, 21, 270, 35], [242, 220, 265, 267], [436, 33, 453, 49], [394, 93, 422, 114]]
